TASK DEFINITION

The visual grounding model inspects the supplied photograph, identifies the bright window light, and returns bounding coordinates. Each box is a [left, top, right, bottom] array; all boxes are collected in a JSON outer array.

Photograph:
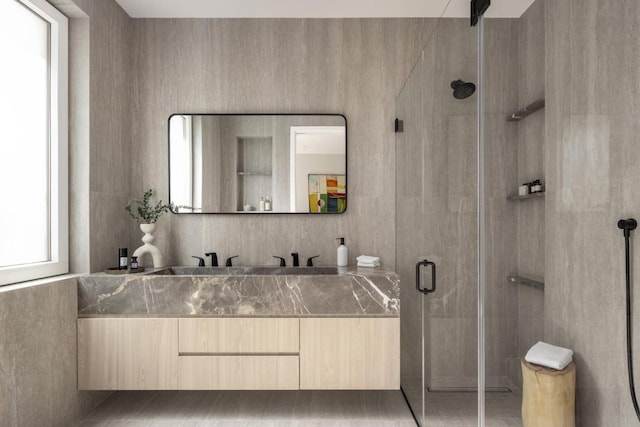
[[169, 115, 193, 211], [0, 0, 68, 285]]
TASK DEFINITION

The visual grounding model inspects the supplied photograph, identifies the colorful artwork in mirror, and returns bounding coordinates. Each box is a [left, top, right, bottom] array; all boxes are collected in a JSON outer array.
[[308, 174, 346, 213]]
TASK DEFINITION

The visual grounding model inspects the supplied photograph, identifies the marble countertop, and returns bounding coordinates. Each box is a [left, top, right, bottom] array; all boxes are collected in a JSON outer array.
[[78, 266, 399, 317]]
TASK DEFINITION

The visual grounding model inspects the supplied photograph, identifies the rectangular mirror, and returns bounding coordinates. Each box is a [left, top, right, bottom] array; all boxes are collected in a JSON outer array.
[[169, 114, 347, 214]]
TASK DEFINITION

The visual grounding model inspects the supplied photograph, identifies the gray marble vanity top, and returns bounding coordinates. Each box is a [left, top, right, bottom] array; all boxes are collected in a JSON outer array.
[[77, 266, 399, 317]]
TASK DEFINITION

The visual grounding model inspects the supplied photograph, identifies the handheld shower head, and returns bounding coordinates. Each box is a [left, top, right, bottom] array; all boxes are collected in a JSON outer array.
[[451, 79, 476, 100], [619, 216, 640, 421]]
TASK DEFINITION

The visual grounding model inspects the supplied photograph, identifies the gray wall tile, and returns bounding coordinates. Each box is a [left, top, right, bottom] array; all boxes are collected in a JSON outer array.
[[513, 0, 546, 389], [130, 18, 435, 269], [546, 0, 640, 422], [0, 278, 109, 427], [60, 0, 135, 273]]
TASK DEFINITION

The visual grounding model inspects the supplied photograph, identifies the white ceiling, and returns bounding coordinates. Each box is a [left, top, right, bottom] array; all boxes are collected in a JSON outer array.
[[114, 0, 537, 19]]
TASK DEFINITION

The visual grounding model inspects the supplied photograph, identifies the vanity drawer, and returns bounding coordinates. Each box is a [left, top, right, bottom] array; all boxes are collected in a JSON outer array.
[[179, 355, 299, 390], [179, 317, 299, 353]]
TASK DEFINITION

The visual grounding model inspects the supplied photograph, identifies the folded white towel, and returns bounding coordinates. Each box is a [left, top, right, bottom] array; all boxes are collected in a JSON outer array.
[[357, 255, 380, 264], [357, 262, 380, 268], [525, 341, 573, 370]]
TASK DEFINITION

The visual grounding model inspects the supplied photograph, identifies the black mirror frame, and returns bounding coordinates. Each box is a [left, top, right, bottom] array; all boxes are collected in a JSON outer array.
[[167, 113, 348, 215]]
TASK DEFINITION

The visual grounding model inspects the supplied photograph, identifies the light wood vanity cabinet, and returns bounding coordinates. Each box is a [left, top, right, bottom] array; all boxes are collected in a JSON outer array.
[[78, 316, 399, 391], [300, 317, 400, 390], [77, 318, 179, 390]]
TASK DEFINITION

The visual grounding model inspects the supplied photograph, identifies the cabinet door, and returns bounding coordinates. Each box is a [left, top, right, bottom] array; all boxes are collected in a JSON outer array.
[[300, 317, 400, 390], [78, 318, 179, 390]]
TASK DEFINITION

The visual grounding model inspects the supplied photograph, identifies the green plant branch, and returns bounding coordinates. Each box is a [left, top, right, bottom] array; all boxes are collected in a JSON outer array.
[[125, 189, 174, 224]]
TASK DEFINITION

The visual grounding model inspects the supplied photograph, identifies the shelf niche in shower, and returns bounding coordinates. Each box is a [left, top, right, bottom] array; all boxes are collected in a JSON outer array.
[[506, 98, 545, 122], [507, 191, 545, 201], [507, 275, 544, 291]]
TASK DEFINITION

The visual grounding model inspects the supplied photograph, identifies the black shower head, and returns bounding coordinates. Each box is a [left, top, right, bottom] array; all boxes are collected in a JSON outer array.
[[451, 79, 476, 100]]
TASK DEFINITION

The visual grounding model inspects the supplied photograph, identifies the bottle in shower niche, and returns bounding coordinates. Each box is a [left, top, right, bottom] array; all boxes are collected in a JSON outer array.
[[265, 196, 272, 211], [518, 183, 529, 196], [530, 179, 544, 193], [119, 248, 128, 270], [259, 197, 265, 212]]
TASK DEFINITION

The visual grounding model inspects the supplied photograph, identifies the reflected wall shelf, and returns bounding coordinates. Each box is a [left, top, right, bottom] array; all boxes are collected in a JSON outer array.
[[507, 191, 545, 201], [506, 99, 545, 122], [237, 172, 272, 176], [507, 275, 544, 291], [236, 136, 273, 211]]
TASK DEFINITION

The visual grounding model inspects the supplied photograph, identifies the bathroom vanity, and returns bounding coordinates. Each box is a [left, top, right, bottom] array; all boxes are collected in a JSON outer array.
[[76, 267, 399, 391]]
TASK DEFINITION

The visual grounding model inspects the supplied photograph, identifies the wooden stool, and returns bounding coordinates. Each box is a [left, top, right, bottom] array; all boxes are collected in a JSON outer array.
[[521, 359, 576, 427]]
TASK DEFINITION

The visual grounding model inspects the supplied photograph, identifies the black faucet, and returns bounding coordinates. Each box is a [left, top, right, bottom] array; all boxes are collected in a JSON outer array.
[[306, 256, 319, 267], [205, 252, 219, 267], [225, 255, 239, 267], [192, 256, 205, 267], [291, 252, 300, 267], [273, 256, 286, 266]]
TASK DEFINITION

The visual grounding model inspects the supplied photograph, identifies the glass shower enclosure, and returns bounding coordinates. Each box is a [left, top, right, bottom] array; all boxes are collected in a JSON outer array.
[[396, 2, 544, 425]]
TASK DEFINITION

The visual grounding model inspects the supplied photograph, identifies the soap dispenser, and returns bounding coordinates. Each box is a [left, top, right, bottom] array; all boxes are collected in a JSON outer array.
[[336, 237, 348, 267]]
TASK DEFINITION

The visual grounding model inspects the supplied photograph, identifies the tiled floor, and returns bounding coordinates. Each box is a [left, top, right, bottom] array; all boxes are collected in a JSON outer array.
[[73, 390, 418, 427], [73, 389, 523, 426]]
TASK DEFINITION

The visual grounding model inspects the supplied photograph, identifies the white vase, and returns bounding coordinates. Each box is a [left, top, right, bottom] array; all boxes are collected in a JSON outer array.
[[132, 223, 164, 268]]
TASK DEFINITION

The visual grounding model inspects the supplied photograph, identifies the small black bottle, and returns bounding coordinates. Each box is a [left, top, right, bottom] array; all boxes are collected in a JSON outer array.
[[119, 248, 128, 270], [530, 179, 543, 193]]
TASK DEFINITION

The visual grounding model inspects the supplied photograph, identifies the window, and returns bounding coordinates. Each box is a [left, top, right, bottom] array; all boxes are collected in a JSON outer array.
[[169, 115, 195, 211], [0, 0, 68, 285]]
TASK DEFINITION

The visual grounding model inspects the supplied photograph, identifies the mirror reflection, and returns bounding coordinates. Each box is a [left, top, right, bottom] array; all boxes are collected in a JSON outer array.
[[169, 114, 346, 214]]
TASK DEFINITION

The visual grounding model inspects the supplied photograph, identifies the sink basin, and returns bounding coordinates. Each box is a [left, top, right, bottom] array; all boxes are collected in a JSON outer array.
[[148, 266, 340, 276]]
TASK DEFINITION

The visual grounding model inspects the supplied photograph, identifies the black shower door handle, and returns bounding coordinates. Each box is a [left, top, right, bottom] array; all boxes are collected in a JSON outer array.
[[416, 260, 436, 294]]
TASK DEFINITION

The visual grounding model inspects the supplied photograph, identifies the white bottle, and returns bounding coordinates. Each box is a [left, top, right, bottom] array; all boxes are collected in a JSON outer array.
[[518, 184, 529, 196], [259, 197, 265, 212], [265, 196, 271, 211], [336, 237, 348, 267]]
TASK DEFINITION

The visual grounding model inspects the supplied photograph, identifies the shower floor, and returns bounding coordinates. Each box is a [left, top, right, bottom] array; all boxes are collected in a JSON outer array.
[[424, 390, 522, 427]]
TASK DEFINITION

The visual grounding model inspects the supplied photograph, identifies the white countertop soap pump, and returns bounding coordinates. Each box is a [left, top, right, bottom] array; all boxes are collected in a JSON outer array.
[[336, 237, 348, 267]]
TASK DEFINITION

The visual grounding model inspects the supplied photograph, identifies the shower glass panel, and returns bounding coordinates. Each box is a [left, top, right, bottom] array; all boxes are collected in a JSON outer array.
[[396, 47, 426, 424], [396, 14, 479, 427], [482, 1, 545, 425]]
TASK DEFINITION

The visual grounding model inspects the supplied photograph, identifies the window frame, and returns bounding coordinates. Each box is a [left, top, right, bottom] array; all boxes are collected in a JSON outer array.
[[0, 0, 68, 286]]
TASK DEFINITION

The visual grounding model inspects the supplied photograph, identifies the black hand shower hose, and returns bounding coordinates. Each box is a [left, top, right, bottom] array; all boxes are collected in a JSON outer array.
[[619, 218, 640, 422]]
